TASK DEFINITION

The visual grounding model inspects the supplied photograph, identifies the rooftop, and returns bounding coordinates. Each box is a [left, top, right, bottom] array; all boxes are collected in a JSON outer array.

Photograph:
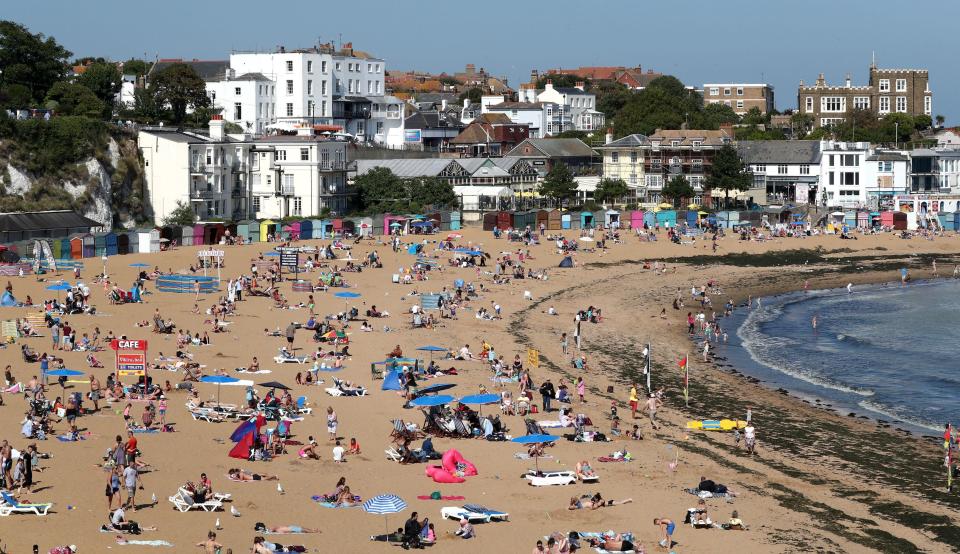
[[506, 138, 597, 158], [737, 141, 822, 164], [0, 211, 102, 232]]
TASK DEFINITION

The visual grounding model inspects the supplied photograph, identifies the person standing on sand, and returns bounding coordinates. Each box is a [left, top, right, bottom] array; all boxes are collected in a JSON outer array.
[[933, 259, 938, 278], [285, 322, 296, 351], [654, 517, 675, 549], [560, 333, 568, 355], [577, 376, 586, 403], [194, 279, 201, 300], [629, 384, 639, 419], [744, 422, 756, 456], [646, 393, 662, 430]]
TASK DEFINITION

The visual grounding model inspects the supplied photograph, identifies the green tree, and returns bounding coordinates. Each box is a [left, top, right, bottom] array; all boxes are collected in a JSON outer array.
[[407, 176, 456, 210], [0, 20, 72, 105], [355, 167, 407, 213], [121, 59, 152, 76], [78, 61, 121, 116], [700, 102, 740, 128], [594, 177, 629, 205], [612, 76, 703, 137], [705, 145, 751, 208], [593, 81, 634, 123], [935, 114, 945, 128], [536, 74, 586, 90], [149, 63, 209, 124], [538, 162, 578, 207], [44, 82, 104, 118], [790, 112, 814, 137], [458, 88, 483, 106], [661, 175, 694, 208], [125, 87, 161, 123], [740, 107, 766, 126], [163, 201, 196, 225]]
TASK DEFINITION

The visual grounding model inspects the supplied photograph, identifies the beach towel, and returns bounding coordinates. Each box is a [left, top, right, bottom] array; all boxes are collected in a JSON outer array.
[[684, 488, 731, 499], [312, 500, 360, 508], [417, 495, 466, 501], [117, 539, 173, 547], [597, 456, 632, 463], [130, 428, 160, 434], [57, 435, 85, 442]]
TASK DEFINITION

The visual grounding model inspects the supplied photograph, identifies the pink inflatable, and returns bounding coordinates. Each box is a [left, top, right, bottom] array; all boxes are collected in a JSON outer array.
[[424, 449, 478, 483]]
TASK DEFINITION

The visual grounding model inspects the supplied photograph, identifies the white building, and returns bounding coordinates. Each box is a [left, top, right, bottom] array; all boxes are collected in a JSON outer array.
[[138, 117, 350, 224], [515, 82, 605, 134], [482, 100, 551, 138], [819, 141, 909, 209], [117, 74, 137, 108], [212, 43, 404, 145], [138, 117, 253, 223], [207, 71, 275, 135]]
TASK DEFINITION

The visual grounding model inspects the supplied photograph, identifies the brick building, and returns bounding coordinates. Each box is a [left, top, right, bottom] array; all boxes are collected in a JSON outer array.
[[797, 64, 932, 128], [703, 83, 775, 115]]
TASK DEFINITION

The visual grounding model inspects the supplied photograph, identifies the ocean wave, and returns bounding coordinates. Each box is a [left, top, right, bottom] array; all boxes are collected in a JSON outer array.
[[738, 307, 875, 397], [857, 400, 942, 432]]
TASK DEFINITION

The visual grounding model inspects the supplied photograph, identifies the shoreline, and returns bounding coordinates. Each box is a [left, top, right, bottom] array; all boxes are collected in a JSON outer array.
[[510, 250, 960, 552]]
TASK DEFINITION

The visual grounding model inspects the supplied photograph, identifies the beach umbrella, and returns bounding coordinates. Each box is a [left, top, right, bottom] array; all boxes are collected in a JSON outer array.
[[45, 281, 72, 301], [200, 374, 240, 406], [257, 381, 292, 391], [46, 368, 84, 391], [416, 383, 456, 396], [446, 233, 462, 240], [578, 236, 594, 242], [363, 494, 408, 534], [390, 222, 402, 228], [458, 392, 500, 415], [333, 290, 362, 312], [410, 394, 454, 407], [512, 434, 558, 472], [416, 345, 447, 361]]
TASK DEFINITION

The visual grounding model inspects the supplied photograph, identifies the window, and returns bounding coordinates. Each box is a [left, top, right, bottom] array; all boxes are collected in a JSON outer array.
[[841, 154, 858, 167], [754, 164, 766, 173], [924, 96, 932, 115], [285, 103, 293, 117], [336, 79, 342, 93], [376, 81, 382, 94], [709, 87, 719, 96], [878, 161, 893, 172], [348, 80, 354, 93], [879, 96, 890, 113], [335, 62, 341, 71], [853, 96, 870, 110], [821, 96, 845, 112], [307, 60, 313, 73], [252, 196, 260, 211], [805, 97, 813, 112], [629, 173, 637, 184], [829, 172, 834, 185], [630, 152, 637, 163], [736, 87, 744, 96], [307, 100, 314, 116], [777, 164, 788, 174], [671, 140, 680, 147], [234, 87, 241, 96], [321, 61, 327, 73], [800, 164, 810, 175], [286, 60, 293, 72], [736, 100, 744, 109], [367, 81, 372, 94], [275, 150, 286, 161], [611, 152, 619, 163], [307, 80, 313, 95], [367, 63, 372, 73], [300, 147, 309, 161], [896, 96, 907, 113], [896, 78, 907, 92], [828, 155, 834, 167], [879, 79, 890, 92], [375, 63, 381, 73], [286, 80, 293, 94], [293, 197, 302, 216], [841, 172, 859, 185], [321, 81, 327, 95], [234, 102, 241, 120], [723, 88, 731, 96], [692, 140, 702, 149], [692, 159, 703, 171]]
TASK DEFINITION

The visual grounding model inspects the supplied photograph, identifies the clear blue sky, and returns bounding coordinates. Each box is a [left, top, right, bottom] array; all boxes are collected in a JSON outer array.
[[7, 0, 959, 123]]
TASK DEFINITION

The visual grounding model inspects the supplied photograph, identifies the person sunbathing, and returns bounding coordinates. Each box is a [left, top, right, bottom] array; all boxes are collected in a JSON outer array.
[[228, 469, 279, 481], [334, 485, 359, 507], [587, 536, 635, 552], [581, 493, 632, 510], [576, 460, 597, 480], [253, 523, 320, 534]]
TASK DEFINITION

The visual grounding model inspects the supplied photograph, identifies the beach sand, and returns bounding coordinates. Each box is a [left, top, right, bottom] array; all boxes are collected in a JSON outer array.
[[1, 228, 958, 553]]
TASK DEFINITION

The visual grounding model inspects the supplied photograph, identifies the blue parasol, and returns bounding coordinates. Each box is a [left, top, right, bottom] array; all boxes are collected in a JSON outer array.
[[200, 374, 240, 406], [511, 434, 557, 472], [416, 344, 447, 361], [363, 494, 408, 533], [46, 282, 72, 291], [129, 263, 150, 268], [333, 291, 361, 299], [459, 393, 500, 405], [46, 368, 84, 377], [410, 394, 454, 407]]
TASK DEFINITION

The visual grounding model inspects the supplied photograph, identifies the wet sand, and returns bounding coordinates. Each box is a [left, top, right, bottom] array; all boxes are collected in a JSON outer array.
[[1, 229, 959, 553]]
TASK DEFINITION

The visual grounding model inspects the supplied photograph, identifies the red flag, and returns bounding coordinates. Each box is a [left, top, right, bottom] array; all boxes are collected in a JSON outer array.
[[678, 356, 687, 369]]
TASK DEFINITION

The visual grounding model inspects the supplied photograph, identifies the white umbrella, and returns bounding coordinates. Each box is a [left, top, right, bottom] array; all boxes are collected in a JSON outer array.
[[363, 494, 408, 534], [578, 237, 594, 242]]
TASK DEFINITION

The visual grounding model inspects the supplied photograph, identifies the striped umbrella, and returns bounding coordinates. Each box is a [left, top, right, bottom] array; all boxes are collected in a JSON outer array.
[[363, 494, 408, 533]]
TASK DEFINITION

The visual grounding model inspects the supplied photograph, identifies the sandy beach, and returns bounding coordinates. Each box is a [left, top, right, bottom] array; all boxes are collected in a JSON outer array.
[[1, 227, 959, 554]]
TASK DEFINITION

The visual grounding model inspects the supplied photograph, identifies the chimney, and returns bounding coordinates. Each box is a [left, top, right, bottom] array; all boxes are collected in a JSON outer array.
[[464, 99, 471, 108], [845, 73, 852, 88], [441, 99, 448, 111], [605, 128, 613, 144], [816, 73, 826, 87], [209, 114, 225, 141], [575, 81, 585, 91], [279, 46, 285, 53], [530, 69, 539, 84]]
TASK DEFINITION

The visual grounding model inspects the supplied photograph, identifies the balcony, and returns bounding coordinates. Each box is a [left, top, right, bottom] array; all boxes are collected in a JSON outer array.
[[231, 187, 244, 198], [279, 184, 295, 196], [386, 110, 402, 119], [318, 161, 347, 171], [190, 162, 206, 174]]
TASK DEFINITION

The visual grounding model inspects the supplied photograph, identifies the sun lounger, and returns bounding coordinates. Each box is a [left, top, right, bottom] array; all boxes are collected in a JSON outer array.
[[0, 491, 53, 516], [385, 448, 402, 462], [168, 487, 223, 512], [523, 470, 577, 486], [440, 504, 509, 523]]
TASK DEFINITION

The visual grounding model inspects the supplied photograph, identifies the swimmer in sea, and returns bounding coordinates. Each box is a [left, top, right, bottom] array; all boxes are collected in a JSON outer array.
[[846, 283, 853, 294], [811, 315, 817, 330]]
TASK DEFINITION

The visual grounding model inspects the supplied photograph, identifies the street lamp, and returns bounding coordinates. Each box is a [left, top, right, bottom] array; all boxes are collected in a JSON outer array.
[[101, 255, 108, 280]]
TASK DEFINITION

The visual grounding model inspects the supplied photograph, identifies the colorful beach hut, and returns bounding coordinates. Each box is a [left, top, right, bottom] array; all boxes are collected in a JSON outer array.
[[536, 210, 549, 230], [561, 213, 572, 230], [856, 211, 870, 228], [580, 211, 594, 229], [93, 232, 107, 257], [656, 210, 677, 228], [81, 234, 95, 257], [105, 232, 118, 256], [384, 214, 407, 235], [449, 211, 461, 231], [629, 210, 643, 230], [51, 239, 62, 259], [191, 224, 204, 245], [592, 210, 604, 228], [342, 219, 356, 236], [247, 221, 261, 243], [496, 211, 512, 231], [117, 233, 130, 255], [69, 235, 84, 260], [643, 211, 655, 228], [685, 210, 699, 226], [178, 225, 192, 246], [880, 211, 907, 230], [298, 220, 312, 240], [205, 223, 226, 245], [356, 217, 373, 237], [58, 238, 71, 259], [306, 219, 320, 239], [605, 209, 621, 227], [547, 209, 562, 230], [236, 222, 250, 244], [260, 219, 276, 242], [482, 212, 497, 231], [331, 218, 343, 237]]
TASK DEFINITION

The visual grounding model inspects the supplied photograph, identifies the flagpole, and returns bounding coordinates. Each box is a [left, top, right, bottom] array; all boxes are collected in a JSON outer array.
[[684, 352, 689, 408], [645, 342, 652, 393]]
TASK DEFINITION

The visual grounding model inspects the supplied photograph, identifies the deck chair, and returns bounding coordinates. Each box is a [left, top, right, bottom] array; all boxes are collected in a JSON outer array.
[[0, 491, 52, 516], [385, 447, 402, 462], [168, 488, 223, 512], [293, 396, 312, 415]]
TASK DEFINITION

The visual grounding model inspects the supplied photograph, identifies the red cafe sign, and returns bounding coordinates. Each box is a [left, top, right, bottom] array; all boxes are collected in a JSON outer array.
[[110, 339, 148, 351]]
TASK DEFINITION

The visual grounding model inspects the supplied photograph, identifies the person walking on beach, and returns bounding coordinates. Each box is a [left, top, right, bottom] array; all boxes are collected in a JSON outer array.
[[540, 379, 555, 413], [194, 279, 201, 300], [932, 259, 938, 278], [560, 333, 568, 355], [744, 422, 756, 456], [576, 376, 586, 403], [629, 384, 639, 419], [646, 393, 662, 430], [285, 322, 296, 351]]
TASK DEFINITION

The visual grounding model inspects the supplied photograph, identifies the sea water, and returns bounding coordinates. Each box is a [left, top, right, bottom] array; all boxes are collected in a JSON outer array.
[[721, 279, 960, 435]]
